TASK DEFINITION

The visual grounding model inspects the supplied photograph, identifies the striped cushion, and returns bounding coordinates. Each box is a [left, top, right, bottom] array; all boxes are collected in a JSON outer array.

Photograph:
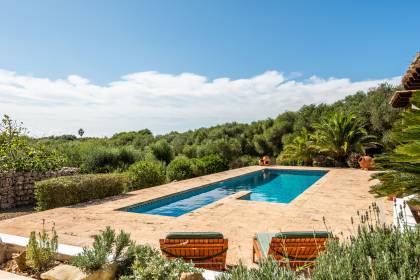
[[274, 231, 331, 238], [166, 232, 224, 239]]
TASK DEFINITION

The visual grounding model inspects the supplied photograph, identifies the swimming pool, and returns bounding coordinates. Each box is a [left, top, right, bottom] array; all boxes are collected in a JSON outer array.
[[124, 169, 327, 217]]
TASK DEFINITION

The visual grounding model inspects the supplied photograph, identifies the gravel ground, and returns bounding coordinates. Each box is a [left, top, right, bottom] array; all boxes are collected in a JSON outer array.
[[0, 206, 34, 221]]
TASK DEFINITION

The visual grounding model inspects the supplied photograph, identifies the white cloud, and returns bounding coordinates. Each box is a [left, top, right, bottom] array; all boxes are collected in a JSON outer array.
[[0, 69, 400, 137]]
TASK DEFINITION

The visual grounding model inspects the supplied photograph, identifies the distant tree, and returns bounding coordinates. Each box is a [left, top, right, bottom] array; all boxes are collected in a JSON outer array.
[[150, 139, 173, 164], [78, 128, 85, 138], [0, 115, 63, 171]]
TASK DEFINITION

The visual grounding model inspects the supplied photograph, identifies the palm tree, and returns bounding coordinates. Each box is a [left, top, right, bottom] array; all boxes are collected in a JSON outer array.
[[314, 112, 376, 166], [278, 128, 319, 166], [371, 92, 420, 198]]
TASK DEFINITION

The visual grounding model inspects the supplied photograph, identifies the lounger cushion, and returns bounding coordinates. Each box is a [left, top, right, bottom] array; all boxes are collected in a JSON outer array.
[[274, 231, 331, 238], [166, 232, 224, 239], [255, 232, 276, 257]]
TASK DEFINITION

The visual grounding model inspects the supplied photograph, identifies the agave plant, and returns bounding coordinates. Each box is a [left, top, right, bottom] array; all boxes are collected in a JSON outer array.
[[314, 112, 377, 166]]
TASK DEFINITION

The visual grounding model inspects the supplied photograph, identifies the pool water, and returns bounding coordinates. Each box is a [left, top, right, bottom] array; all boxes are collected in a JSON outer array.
[[125, 169, 326, 217]]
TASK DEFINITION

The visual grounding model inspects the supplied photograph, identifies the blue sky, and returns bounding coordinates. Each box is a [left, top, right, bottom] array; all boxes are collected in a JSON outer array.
[[0, 1, 418, 136]]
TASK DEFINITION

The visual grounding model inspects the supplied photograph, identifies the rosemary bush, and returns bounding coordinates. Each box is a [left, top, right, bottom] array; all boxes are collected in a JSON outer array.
[[25, 221, 58, 273], [216, 257, 303, 280], [120, 245, 199, 280], [71, 227, 133, 273], [312, 204, 420, 280]]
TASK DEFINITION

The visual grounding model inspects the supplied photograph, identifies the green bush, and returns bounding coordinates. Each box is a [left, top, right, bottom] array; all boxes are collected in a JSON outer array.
[[25, 221, 58, 274], [166, 156, 195, 181], [195, 154, 229, 176], [216, 257, 301, 280], [127, 161, 166, 190], [0, 115, 64, 172], [80, 146, 137, 173], [120, 245, 199, 280], [229, 155, 258, 169], [35, 174, 127, 210], [72, 227, 134, 273], [311, 205, 420, 280], [150, 139, 173, 164]]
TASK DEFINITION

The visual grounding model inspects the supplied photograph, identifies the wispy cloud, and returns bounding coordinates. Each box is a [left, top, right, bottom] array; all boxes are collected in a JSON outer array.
[[0, 69, 400, 137]]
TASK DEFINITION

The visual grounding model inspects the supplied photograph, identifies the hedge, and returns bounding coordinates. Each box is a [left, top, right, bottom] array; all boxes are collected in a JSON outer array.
[[35, 174, 128, 211]]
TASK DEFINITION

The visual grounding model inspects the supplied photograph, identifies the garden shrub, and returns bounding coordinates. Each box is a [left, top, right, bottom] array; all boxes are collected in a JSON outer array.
[[166, 156, 195, 181], [150, 139, 173, 164], [35, 174, 127, 210], [229, 155, 258, 169], [25, 221, 58, 273], [216, 257, 301, 280], [120, 245, 199, 280], [72, 227, 134, 273], [311, 204, 420, 280], [195, 154, 229, 176], [80, 146, 137, 173], [127, 161, 166, 190]]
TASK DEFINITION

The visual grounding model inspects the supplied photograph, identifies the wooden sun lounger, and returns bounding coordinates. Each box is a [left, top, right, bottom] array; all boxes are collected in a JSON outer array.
[[253, 231, 331, 269], [160, 232, 228, 271]]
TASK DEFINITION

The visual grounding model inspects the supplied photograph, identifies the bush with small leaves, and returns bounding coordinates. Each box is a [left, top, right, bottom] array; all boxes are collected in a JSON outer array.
[[120, 245, 199, 280], [127, 161, 166, 190], [72, 227, 134, 273], [35, 174, 127, 210], [25, 221, 58, 273], [166, 156, 195, 181], [216, 257, 301, 280], [195, 154, 229, 176]]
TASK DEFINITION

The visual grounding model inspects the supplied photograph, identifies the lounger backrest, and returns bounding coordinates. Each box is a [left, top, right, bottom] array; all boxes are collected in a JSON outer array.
[[159, 232, 228, 271], [268, 231, 330, 265]]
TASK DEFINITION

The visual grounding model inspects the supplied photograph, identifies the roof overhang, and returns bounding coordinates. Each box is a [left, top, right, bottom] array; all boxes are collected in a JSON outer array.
[[390, 90, 414, 108], [391, 52, 420, 108], [402, 52, 420, 90]]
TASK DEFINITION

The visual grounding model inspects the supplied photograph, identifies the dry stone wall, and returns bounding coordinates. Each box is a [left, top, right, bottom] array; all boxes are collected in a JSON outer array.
[[0, 167, 78, 210]]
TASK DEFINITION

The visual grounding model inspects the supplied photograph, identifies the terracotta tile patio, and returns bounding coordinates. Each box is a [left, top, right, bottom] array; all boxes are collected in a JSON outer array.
[[0, 166, 392, 266]]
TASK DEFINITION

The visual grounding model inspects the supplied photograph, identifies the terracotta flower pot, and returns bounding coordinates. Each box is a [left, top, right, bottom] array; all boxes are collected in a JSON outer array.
[[359, 156, 375, 170]]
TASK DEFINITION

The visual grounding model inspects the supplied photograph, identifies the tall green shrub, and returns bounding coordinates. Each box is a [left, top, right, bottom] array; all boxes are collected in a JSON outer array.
[[150, 139, 173, 164], [166, 156, 195, 181], [195, 154, 229, 176], [80, 146, 137, 173], [35, 174, 127, 210], [127, 161, 166, 190]]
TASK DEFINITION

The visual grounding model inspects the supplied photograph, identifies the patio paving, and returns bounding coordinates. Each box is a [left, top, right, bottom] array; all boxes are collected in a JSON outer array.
[[0, 166, 392, 266]]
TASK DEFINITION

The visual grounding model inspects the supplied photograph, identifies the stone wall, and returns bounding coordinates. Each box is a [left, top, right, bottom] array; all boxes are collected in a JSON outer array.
[[0, 167, 79, 210]]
